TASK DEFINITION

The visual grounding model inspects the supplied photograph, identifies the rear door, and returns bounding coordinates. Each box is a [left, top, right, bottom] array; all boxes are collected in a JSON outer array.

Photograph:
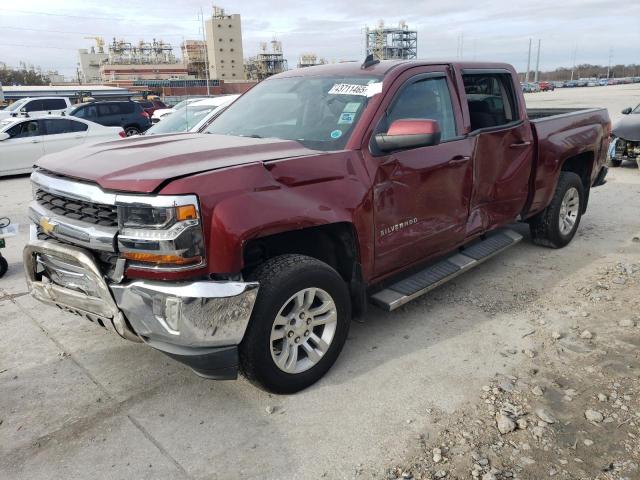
[[41, 118, 89, 155], [459, 69, 534, 231], [368, 66, 475, 276], [97, 103, 120, 126], [0, 120, 44, 174]]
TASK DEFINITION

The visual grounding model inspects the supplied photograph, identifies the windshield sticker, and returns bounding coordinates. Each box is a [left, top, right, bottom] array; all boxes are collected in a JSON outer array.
[[338, 112, 355, 125], [343, 102, 361, 113], [328, 82, 383, 97], [330, 129, 343, 139], [366, 82, 383, 97], [329, 83, 369, 96]]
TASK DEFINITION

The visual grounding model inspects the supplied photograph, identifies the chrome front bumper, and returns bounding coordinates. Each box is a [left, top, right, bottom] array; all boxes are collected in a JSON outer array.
[[23, 239, 259, 349]]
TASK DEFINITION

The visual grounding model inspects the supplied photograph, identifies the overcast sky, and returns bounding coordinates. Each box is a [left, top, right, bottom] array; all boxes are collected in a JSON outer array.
[[1, 0, 639, 78]]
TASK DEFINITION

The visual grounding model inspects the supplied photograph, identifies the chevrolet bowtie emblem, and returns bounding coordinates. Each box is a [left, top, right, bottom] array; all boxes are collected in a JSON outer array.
[[39, 217, 57, 235]]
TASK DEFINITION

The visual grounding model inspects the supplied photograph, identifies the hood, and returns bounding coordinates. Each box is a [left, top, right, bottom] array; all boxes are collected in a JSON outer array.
[[612, 114, 640, 142], [36, 133, 319, 193]]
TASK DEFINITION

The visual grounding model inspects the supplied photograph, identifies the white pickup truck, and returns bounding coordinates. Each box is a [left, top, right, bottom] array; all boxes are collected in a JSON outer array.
[[0, 97, 71, 119]]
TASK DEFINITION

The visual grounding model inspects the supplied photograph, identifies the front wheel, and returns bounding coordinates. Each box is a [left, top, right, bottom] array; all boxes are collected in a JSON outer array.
[[0, 255, 7, 278], [240, 254, 351, 394], [529, 172, 584, 248]]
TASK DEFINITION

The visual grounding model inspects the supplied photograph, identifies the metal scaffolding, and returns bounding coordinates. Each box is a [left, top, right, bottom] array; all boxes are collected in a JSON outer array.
[[245, 40, 288, 81], [106, 38, 178, 65], [365, 21, 417, 61], [297, 53, 327, 69]]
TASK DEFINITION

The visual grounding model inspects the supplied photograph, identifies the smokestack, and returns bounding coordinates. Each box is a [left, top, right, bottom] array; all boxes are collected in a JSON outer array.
[[526, 38, 532, 82], [534, 39, 541, 82]]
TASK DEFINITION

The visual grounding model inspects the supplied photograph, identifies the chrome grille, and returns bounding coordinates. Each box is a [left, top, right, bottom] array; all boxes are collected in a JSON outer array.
[[35, 189, 118, 227]]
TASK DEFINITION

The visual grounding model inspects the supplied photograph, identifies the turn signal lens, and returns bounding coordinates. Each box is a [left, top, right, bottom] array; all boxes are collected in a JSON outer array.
[[122, 252, 202, 265], [176, 204, 197, 221]]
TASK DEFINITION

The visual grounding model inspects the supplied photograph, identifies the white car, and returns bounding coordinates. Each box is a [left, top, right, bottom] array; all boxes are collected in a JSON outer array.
[[145, 95, 240, 135], [151, 97, 207, 123], [0, 97, 71, 119], [0, 115, 124, 177]]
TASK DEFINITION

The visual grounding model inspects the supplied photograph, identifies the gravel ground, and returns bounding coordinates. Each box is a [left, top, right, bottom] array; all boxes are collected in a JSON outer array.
[[0, 85, 639, 480]]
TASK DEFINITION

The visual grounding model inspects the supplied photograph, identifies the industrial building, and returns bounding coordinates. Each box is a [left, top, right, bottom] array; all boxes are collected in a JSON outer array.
[[245, 40, 288, 81], [78, 37, 190, 83], [78, 37, 108, 83], [181, 40, 207, 78], [297, 53, 327, 69], [204, 6, 245, 80], [365, 21, 417, 61]]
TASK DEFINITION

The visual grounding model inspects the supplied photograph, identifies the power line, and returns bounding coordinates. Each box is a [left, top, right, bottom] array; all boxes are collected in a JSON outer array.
[[0, 8, 199, 21], [0, 25, 195, 38]]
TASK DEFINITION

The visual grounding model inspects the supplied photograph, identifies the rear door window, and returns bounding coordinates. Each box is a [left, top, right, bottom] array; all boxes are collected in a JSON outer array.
[[69, 120, 89, 132], [42, 99, 67, 110], [462, 73, 519, 131], [119, 102, 135, 114], [42, 119, 73, 135]]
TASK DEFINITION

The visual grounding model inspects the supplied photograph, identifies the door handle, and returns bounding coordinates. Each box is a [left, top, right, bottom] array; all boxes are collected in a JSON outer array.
[[74, 135, 84, 139], [509, 141, 532, 148], [31, 139, 40, 143], [448, 155, 470, 166]]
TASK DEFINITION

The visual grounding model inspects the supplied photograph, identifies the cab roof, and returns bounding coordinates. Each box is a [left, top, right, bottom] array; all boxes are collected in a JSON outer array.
[[275, 59, 515, 79]]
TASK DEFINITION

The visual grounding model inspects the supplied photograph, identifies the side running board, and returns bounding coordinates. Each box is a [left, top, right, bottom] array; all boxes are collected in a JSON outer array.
[[370, 229, 523, 311]]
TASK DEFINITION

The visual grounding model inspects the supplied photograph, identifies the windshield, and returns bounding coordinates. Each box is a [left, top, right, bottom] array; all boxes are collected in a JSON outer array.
[[6, 98, 29, 112], [205, 75, 381, 151], [633, 104, 640, 114], [146, 105, 220, 135]]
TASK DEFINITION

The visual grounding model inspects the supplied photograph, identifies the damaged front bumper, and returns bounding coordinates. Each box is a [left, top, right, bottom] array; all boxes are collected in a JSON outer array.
[[23, 239, 258, 379]]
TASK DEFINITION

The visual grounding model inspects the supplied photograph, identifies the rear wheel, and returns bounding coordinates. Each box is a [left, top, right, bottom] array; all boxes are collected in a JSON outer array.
[[240, 254, 351, 394], [529, 172, 584, 248], [608, 157, 622, 167], [124, 126, 140, 136]]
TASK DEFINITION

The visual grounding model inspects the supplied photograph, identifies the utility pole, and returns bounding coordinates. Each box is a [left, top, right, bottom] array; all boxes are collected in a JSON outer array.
[[526, 38, 532, 82], [534, 39, 541, 82], [200, 7, 211, 95], [607, 47, 613, 79], [570, 46, 577, 81]]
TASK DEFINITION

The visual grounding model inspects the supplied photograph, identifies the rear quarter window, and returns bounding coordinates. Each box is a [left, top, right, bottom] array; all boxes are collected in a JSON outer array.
[[42, 99, 67, 110], [119, 102, 135, 114]]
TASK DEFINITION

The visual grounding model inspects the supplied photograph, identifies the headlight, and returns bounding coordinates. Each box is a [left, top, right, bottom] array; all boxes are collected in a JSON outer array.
[[116, 195, 205, 271]]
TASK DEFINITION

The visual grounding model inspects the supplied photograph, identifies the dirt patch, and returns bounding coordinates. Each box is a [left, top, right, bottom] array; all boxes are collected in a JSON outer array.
[[388, 255, 640, 480]]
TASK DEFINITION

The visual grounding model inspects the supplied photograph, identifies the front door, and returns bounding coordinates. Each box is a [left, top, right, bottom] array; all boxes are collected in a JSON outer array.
[[1, 120, 44, 174], [371, 68, 475, 277]]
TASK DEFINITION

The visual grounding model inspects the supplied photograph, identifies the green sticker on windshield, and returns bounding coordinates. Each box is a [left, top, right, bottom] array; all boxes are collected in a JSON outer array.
[[343, 102, 361, 113], [330, 129, 343, 139]]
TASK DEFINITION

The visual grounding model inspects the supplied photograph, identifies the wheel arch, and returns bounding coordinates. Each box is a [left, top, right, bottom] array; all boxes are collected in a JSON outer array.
[[242, 222, 367, 316], [560, 151, 595, 213]]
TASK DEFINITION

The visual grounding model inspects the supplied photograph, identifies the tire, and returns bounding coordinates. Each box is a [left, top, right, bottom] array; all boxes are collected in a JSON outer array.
[[0, 255, 7, 278], [124, 126, 140, 136], [529, 172, 584, 248], [239, 254, 351, 394]]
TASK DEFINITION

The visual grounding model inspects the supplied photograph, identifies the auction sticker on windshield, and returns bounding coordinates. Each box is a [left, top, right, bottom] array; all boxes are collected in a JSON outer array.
[[329, 82, 383, 97]]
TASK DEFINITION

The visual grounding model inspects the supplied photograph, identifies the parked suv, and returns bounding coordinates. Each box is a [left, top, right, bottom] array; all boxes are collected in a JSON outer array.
[[0, 97, 71, 119], [66, 101, 151, 136]]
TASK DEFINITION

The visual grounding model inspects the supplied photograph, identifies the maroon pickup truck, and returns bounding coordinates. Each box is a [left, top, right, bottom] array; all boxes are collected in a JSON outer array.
[[24, 59, 610, 393]]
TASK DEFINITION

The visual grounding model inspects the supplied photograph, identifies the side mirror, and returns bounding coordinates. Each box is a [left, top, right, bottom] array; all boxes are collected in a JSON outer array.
[[0, 132, 10, 141], [622, 107, 632, 115], [375, 119, 441, 152]]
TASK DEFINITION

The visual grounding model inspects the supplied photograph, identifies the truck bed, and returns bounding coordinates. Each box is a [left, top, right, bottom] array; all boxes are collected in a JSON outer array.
[[526, 107, 597, 121]]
